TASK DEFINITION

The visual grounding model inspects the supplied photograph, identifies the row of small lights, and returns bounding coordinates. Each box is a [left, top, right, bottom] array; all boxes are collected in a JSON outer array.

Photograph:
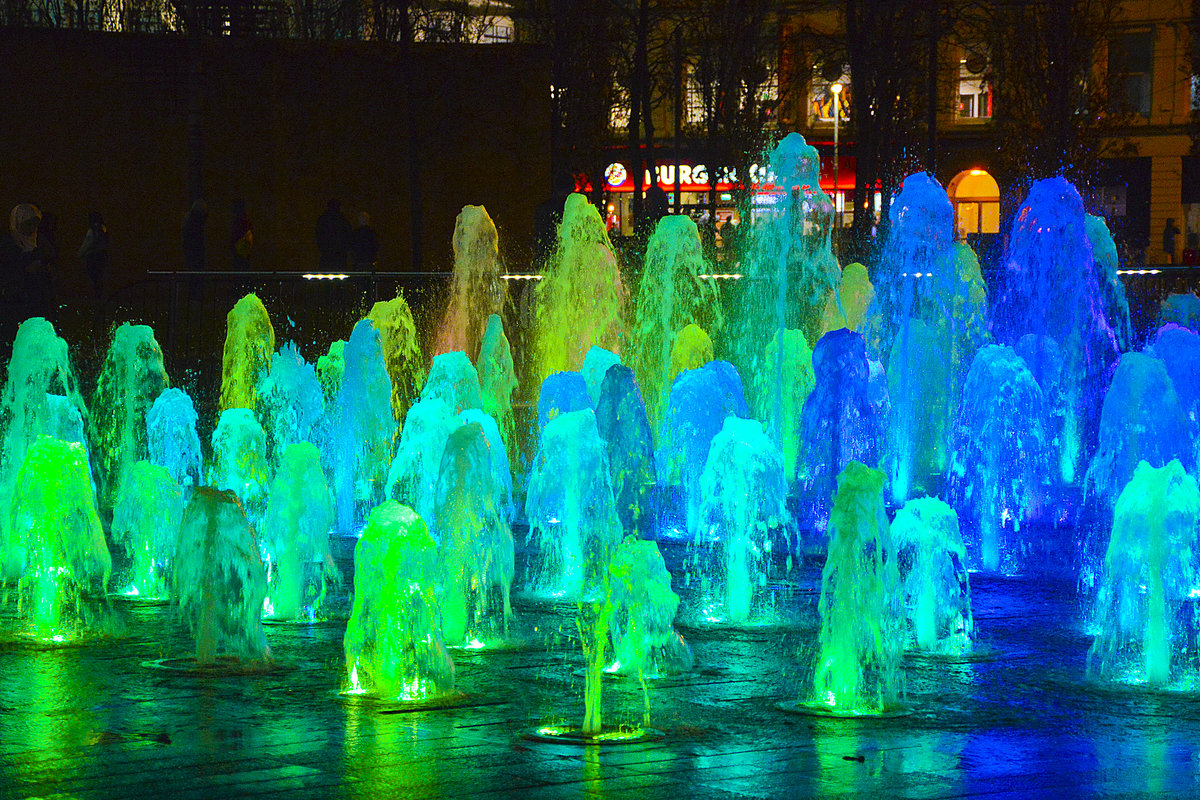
[[314, 267, 1162, 281]]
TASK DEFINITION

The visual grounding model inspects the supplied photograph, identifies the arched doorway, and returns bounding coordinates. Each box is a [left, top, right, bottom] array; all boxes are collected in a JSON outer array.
[[948, 169, 1000, 240]]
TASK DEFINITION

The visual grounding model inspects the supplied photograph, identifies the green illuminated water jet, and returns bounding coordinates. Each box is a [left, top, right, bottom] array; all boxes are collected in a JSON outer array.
[[90, 323, 168, 510], [0, 318, 87, 579], [607, 539, 689, 685], [808, 462, 904, 715], [752, 329, 814, 484], [343, 501, 454, 700], [629, 215, 722, 435], [367, 296, 425, 427], [434, 205, 508, 359], [477, 314, 517, 450], [173, 487, 269, 665], [219, 294, 274, 414], [111, 460, 184, 600], [10, 436, 111, 640], [532, 193, 627, 388]]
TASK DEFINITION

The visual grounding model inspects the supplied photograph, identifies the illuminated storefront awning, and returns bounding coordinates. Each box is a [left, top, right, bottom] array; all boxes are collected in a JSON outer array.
[[600, 154, 859, 195]]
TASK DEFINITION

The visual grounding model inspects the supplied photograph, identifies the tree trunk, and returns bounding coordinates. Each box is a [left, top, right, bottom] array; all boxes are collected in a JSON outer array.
[[186, 2, 203, 203], [401, 1, 422, 271]]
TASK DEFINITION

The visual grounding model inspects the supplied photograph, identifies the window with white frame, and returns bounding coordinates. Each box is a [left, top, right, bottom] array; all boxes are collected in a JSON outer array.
[[957, 51, 991, 120]]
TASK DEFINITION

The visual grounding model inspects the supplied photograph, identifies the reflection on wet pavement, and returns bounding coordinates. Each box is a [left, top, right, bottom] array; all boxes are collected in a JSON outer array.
[[2, 545, 1199, 799]]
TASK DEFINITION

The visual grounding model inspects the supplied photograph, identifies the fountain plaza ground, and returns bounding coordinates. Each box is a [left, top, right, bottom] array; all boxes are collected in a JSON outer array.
[[3, 532, 1200, 800]]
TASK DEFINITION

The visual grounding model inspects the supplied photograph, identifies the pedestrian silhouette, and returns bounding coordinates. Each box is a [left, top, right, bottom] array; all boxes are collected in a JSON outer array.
[[231, 198, 252, 269], [78, 211, 109, 300], [349, 212, 380, 269], [316, 198, 351, 269], [182, 199, 207, 270]]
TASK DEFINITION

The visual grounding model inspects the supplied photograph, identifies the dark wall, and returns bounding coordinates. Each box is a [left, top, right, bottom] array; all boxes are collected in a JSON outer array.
[[0, 28, 550, 298]]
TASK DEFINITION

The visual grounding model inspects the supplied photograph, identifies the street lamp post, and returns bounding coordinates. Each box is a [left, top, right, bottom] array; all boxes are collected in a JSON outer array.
[[831, 82, 842, 251]]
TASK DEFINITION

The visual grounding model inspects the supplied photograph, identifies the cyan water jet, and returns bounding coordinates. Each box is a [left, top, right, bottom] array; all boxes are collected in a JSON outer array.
[[1087, 460, 1200, 687], [693, 417, 789, 624], [331, 319, 396, 532], [262, 442, 337, 621], [525, 409, 622, 600], [948, 344, 1050, 573], [433, 420, 514, 646], [386, 397, 459, 527], [258, 342, 325, 471], [890, 497, 973, 655], [111, 460, 184, 600], [146, 387, 203, 488], [210, 408, 270, 523], [1085, 352, 1191, 508]]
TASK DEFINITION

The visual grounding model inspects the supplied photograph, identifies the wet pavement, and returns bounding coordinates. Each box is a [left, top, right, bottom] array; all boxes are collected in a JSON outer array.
[[2, 539, 1200, 800]]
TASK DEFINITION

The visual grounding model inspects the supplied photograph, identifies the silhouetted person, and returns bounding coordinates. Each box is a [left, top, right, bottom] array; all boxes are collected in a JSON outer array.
[[316, 198, 351, 269], [533, 171, 575, 266], [1183, 232, 1199, 266], [230, 198, 252, 269], [0, 204, 49, 340], [1163, 217, 1181, 264], [182, 199, 207, 270], [719, 217, 741, 264], [349, 212, 379, 269], [636, 184, 669, 241], [35, 209, 59, 273], [78, 211, 109, 300]]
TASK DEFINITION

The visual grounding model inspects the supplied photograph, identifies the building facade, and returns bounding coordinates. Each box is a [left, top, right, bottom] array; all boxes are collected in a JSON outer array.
[[597, 0, 1196, 267]]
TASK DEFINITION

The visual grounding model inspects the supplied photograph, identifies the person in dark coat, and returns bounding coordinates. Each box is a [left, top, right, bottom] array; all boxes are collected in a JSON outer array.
[[533, 171, 575, 267], [349, 212, 380, 269], [1163, 217, 1181, 264], [316, 198, 351, 269], [182, 199, 207, 270], [230, 198, 253, 269], [78, 211, 109, 299], [0, 204, 48, 349]]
